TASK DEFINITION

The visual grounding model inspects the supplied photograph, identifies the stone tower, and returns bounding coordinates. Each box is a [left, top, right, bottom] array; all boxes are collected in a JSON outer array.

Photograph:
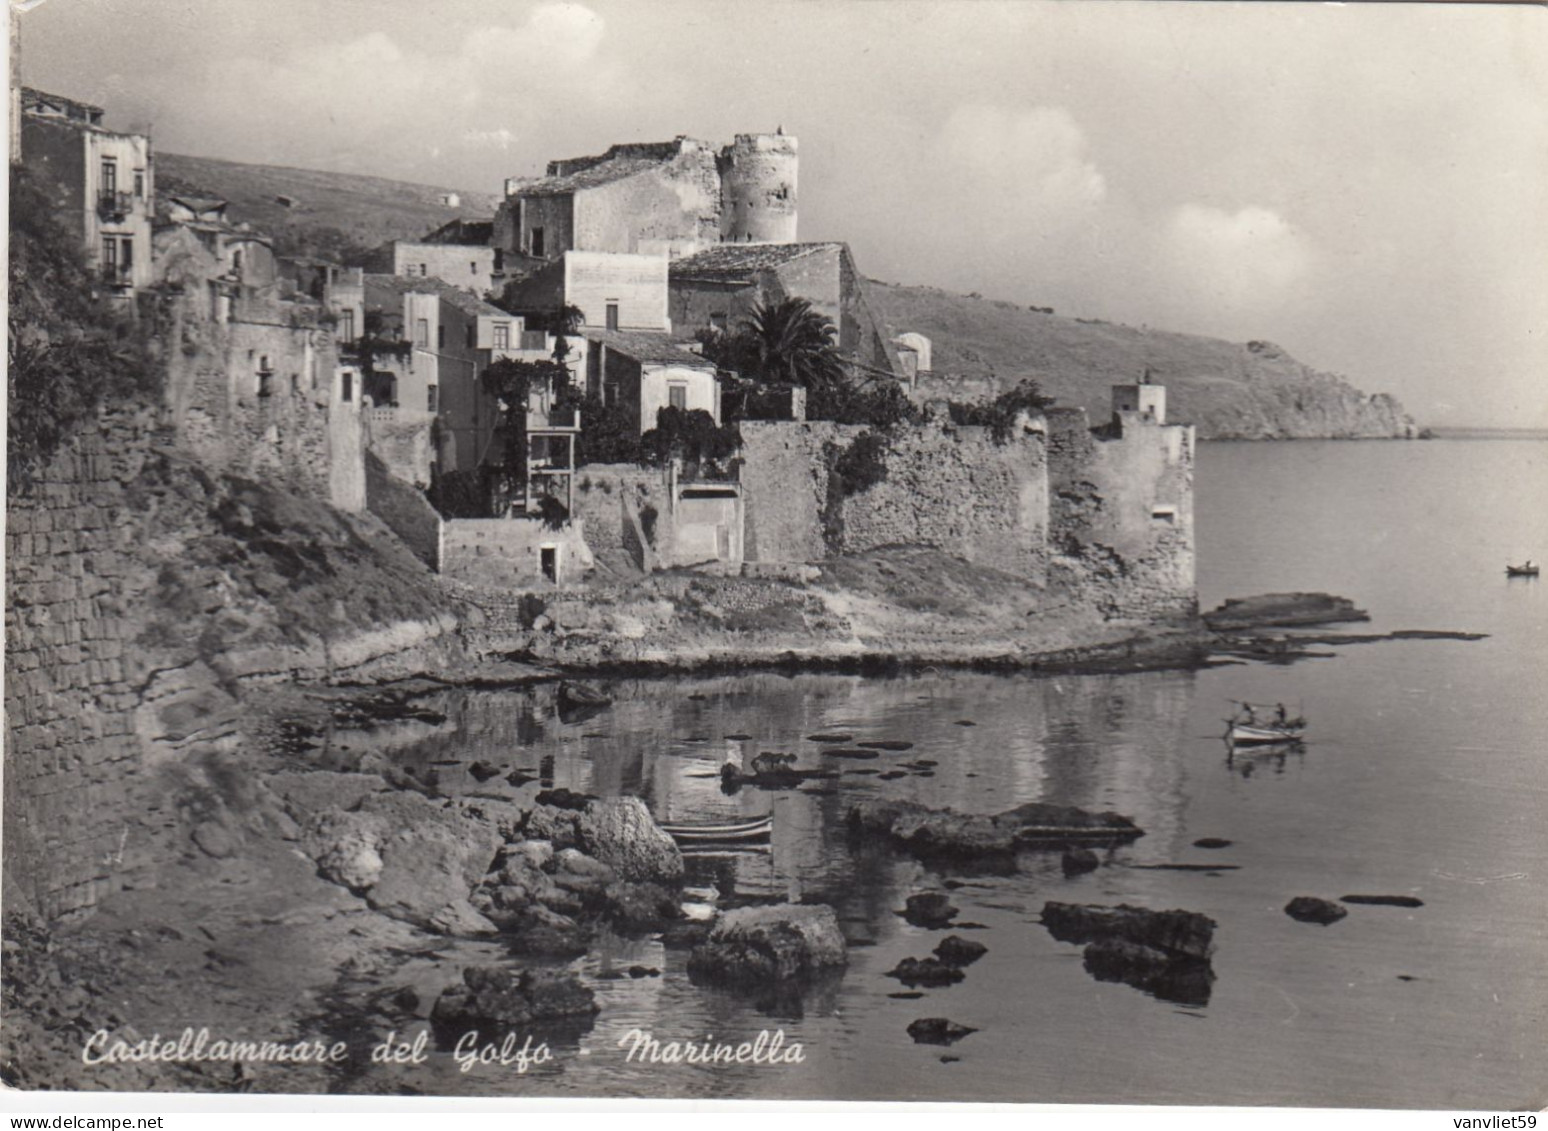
[[718, 132, 798, 244]]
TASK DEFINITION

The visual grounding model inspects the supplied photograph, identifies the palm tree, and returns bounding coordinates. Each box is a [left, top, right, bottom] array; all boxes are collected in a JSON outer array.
[[747, 297, 846, 391]]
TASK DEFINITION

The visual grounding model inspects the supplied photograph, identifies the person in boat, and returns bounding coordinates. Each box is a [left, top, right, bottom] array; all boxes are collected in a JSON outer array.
[[1240, 704, 1256, 726], [1275, 703, 1288, 726]]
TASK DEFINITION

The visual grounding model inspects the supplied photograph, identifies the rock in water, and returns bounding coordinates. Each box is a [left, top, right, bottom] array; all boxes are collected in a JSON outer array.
[[1192, 838, 1233, 849], [1285, 896, 1348, 925], [557, 681, 611, 709], [902, 892, 960, 928], [1061, 848, 1100, 876], [575, 797, 683, 883], [907, 1018, 977, 1046], [430, 966, 598, 1031], [1340, 894, 1424, 908], [933, 935, 988, 967], [687, 903, 847, 984], [1082, 938, 1215, 1007], [886, 957, 965, 987], [1040, 902, 1216, 961], [849, 798, 1142, 860]]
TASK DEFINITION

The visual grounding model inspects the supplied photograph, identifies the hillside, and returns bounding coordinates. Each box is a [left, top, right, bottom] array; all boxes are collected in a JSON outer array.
[[154, 152, 501, 263], [868, 282, 1417, 440], [150, 152, 1413, 439]]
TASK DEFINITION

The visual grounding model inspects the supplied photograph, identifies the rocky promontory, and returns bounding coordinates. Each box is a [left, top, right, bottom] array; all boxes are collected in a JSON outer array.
[[868, 281, 1418, 440]]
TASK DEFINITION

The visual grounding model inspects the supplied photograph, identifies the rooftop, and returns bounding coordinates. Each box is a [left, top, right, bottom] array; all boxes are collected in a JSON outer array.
[[669, 242, 846, 283], [582, 328, 715, 368], [509, 155, 673, 198], [363, 273, 510, 319], [20, 86, 104, 124]]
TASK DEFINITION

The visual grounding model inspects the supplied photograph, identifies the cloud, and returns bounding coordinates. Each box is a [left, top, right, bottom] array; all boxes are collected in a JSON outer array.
[[1161, 203, 1315, 304], [464, 3, 606, 68], [938, 104, 1107, 220]]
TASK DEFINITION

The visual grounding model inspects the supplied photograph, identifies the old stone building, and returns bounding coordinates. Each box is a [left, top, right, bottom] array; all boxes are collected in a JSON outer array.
[[491, 131, 798, 275], [19, 87, 155, 295], [581, 328, 722, 434], [668, 242, 900, 376]]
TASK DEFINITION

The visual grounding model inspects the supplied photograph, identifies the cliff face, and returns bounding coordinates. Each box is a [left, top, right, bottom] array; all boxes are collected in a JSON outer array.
[[868, 282, 1418, 440], [3, 405, 463, 922]]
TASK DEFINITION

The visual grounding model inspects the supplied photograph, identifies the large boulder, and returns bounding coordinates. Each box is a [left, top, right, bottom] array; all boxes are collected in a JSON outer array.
[[430, 966, 598, 1032], [575, 797, 683, 883], [303, 792, 503, 936], [1285, 896, 1348, 925], [1041, 901, 1218, 1007], [849, 798, 1142, 859], [1041, 902, 1216, 961], [687, 903, 847, 984]]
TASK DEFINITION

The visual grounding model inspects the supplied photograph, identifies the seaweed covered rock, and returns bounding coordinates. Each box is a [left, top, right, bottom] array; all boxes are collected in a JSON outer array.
[[886, 957, 965, 988], [902, 892, 959, 928], [1285, 896, 1348, 925], [1041, 902, 1215, 961], [849, 798, 1142, 859], [430, 966, 598, 1032], [933, 935, 988, 967], [687, 903, 847, 984], [907, 1018, 977, 1046], [1040, 901, 1217, 1006]]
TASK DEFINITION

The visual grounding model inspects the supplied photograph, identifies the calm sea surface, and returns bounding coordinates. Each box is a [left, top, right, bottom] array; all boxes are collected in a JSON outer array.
[[335, 439, 1548, 1107]]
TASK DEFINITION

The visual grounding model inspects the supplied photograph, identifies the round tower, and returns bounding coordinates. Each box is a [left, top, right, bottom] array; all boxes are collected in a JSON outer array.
[[719, 132, 799, 244]]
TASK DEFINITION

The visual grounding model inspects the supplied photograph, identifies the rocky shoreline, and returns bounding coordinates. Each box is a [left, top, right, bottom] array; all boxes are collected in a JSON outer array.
[[3, 582, 1476, 1094]]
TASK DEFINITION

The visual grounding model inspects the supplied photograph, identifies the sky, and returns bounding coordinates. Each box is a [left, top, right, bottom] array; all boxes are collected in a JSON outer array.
[[15, 0, 1548, 428]]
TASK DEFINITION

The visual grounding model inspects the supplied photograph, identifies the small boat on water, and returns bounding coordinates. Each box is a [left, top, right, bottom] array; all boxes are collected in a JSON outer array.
[[1505, 563, 1540, 577], [1227, 722, 1306, 745], [659, 814, 773, 844]]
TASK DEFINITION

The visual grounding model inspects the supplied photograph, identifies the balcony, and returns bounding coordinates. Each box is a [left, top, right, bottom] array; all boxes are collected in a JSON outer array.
[[99, 263, 133, 289], [97, 190, 135, 221]]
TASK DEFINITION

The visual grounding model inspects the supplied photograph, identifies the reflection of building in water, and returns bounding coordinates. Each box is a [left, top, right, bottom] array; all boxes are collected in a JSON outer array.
[[1036, 671, 1196, 856]]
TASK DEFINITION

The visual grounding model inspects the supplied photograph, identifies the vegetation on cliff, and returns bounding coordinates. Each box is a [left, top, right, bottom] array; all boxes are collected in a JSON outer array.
[[867, 281, 1417, 439], [6, 166, 162, 488]]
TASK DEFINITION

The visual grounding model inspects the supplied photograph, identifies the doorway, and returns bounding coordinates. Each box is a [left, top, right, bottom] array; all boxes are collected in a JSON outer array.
[[540, 545, 558, 584]]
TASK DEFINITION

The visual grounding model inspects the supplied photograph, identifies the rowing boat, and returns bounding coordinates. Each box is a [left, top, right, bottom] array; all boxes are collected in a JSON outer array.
[[1506, 564, 1539, 577], [1227, 723, 1305, 745], [659, 814, 773, 844]]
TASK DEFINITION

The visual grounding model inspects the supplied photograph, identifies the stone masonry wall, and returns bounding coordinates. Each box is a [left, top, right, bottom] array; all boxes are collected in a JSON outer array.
[[738, 420, 1048, 581], [4, 407, 170, 921], [1045, 407, 1196, 622], [440, 518, 596, 589], [364, 451, 442, 571], [571, 464, 668, 572]]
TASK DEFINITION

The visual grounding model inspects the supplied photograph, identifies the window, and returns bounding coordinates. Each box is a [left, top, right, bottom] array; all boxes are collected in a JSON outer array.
[[341, 371, 354, 403], [133, 170, 145, 198], [427, 385, 439, 413], [465, 325, 475, 348], [100, 157, 117, 193], [415, 319, 429, 347], [530, 227, 545, 258], [492, 322, 510, 350], [232, 248, 244, 274], [418, 264, 428, 277], [437, 324, 445, 349], [339, 309, 355, 341], [101, 237, 118, 271], [470, 261, 478, 274], [668, 383, 688, 411], [606, 302, 619, 331], [709, 311, 728, 332]]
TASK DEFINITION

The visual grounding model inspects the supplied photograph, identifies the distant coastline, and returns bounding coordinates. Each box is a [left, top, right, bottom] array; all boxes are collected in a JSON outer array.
[[1422, 426, 1548, 440]]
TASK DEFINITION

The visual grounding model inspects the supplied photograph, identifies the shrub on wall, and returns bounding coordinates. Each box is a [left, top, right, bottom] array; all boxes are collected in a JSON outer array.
[[946, 379, 1055, 443], [641, 406, 741, 474], [7, 166, 162, 489], [426, 467, 491, 518], [820, 428, 891, 553]]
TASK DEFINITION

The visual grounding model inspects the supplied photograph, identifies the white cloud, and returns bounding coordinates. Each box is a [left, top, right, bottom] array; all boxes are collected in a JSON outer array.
[[938, 104, 1107, 220], [1163, 203, 1315, 302], [464, 3, 607, 67]]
